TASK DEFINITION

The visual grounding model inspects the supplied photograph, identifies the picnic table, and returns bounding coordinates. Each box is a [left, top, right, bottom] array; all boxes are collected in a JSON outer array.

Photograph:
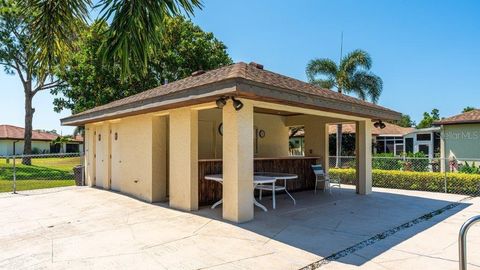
[[204, 172, 298, 211]]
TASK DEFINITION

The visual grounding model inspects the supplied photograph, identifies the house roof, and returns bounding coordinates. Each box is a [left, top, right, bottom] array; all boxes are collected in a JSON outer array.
[[404, 127, 440, 136], [291, 122, 414, 137], [61, 62, 401, 126], [0, 125, 83, 142], [434, 109, 480, 125]]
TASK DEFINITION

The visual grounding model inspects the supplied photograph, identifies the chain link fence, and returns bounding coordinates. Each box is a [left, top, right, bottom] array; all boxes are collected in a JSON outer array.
[[329, 156, 480, 196], [0, 153, 84, 194]]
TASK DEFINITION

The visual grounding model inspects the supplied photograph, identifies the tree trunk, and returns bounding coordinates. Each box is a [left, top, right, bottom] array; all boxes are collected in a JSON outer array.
[[335, 124, 342, 168], [335, 87, 343, 168], [22, 86, 34, 165]]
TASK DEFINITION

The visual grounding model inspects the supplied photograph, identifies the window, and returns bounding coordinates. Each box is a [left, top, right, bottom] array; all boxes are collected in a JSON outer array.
[[376, 140, 385, 153], [66, 144, 80, 153], [405, 138, 414, 153], [386, 141, 394, 153], [376, 136, 404, 156], [395, 144, 404, 156], [419, 144, 429, 155], [416, 133, 431, 141]]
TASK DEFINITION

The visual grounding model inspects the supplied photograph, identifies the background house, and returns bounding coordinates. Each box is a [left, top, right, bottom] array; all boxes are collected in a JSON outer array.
[[435, 109, 480, 166], [0, 125, 84, 156], [289, 122, 413, 156], [403, 127, 441, 160]]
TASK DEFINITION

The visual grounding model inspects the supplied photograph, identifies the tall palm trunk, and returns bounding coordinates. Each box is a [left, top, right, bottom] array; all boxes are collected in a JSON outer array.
[[22, 81, 33, 165], [335, 124, 342, 168], [335, 87, 343, 168]]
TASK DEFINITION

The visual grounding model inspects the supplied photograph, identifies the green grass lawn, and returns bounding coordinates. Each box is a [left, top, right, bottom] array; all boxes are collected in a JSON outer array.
[[0, 156, 81, 192]]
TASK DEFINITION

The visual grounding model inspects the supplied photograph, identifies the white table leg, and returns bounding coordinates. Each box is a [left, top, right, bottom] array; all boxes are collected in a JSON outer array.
[[283, 179, 296, 205], [253, 183, 268, 212], [253, 198, 268, 212], [272, 184, 276, 209], [211, 180, 223, 209], [211, 199, 223, 209]]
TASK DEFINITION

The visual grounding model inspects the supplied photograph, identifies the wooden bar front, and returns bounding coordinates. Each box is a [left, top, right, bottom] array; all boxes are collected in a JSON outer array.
[[198, 157, 320, 206]]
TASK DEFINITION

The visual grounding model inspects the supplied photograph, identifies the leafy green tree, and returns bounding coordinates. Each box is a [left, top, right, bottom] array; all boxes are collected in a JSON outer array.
[[52, 17, 232, 113], [0, 1, 66, 163], [306, 49, 383, 166], [462, 106, 476, 113], [417, 109, 440, 129], [18, 0, 202, 79], [388, 114, 415, 127]]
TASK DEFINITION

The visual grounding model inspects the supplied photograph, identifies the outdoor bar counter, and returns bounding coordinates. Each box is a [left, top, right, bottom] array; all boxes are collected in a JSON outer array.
[[198, 156, 320, 206]]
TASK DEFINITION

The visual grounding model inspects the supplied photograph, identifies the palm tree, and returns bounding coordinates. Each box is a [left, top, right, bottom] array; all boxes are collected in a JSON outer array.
[[306, 49, 383, 167], [2, 0, 201, 161], [19, 0, 202, 78]]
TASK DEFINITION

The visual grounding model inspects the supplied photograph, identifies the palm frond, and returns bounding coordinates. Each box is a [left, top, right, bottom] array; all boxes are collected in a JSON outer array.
[[305, 58, 338, 86], [20, 0, 91, 71], [97, 0, 203, 79], [350, 70, 383, 103], [310, 79, 336, 89], [340, 49, 372, 75]]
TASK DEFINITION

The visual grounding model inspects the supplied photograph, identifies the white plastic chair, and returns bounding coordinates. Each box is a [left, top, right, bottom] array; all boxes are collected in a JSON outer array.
[[311, 164, 340, 194]]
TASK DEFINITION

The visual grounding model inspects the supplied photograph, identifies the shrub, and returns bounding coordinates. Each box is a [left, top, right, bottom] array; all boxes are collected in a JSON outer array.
[[458, 162, 480, 174], [329, 168, 480, 195], [372, 153, 402, 170], [402, 152, 430, 172]]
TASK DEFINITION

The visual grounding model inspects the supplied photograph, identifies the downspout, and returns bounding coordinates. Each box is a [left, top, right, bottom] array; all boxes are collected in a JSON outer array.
[[12, 140, 20, 156]]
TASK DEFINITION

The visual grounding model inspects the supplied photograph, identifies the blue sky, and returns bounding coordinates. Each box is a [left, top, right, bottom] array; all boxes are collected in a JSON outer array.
[[1, 0, 479, 134]]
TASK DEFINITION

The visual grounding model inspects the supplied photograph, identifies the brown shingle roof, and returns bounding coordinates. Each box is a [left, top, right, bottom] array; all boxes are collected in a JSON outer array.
[[291, 122, 414, 137], [434, 109, 480, 125], [62, 62, 401, 125], [0, 125, 58, 141]]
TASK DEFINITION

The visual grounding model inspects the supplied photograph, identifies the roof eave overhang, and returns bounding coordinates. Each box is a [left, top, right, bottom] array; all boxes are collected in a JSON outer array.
[[235, 79, 401, 121], [434, 120, 480, 126], [61, 78, 401, 126], [61, 79, 238, 126]]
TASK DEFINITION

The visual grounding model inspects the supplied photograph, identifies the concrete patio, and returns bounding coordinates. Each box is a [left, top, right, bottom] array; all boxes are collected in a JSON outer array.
[[0, 186, 479, 269]]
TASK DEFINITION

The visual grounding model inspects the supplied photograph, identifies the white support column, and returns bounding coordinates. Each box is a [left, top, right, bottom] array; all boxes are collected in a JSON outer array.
[[169, 108, 198, 211], [222, 99, 254, 223], [356, 120, 372, 195]]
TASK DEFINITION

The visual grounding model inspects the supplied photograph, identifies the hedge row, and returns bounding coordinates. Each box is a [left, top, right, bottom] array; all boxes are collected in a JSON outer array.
[[329, 168, 480, 195]]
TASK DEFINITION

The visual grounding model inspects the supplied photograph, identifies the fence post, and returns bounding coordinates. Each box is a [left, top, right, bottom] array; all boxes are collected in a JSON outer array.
[[12, 155, 17, 194], [444, 158, 448, 193], [81, 153, 85, 186]]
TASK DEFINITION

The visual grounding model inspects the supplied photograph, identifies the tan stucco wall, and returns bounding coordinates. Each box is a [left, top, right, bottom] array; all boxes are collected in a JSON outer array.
[[169, 108, 198, 211], [81, 98, 373, 222], [356, 120, 372, 195], [85, 114, 167, 202], [443, 124, 480, 159], [222, 99, 254, 222], [198, 109, 289, 159], [84, 124, 95, 187], [94, 123, 110, 189], [303, 116, 329, 170]]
